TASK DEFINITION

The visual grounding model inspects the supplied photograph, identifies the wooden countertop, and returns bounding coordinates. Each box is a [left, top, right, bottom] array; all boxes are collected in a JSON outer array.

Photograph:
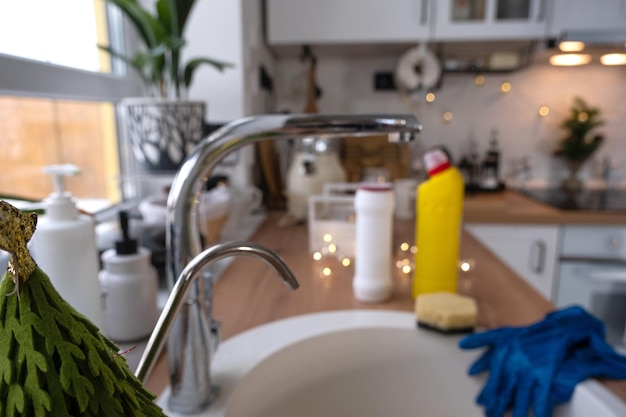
[[464, 190, 626, 225], [145, 210, 626, 405]]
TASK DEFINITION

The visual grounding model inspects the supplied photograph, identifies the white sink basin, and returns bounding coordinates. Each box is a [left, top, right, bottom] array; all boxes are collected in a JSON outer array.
[[157, 310, 626, 417]]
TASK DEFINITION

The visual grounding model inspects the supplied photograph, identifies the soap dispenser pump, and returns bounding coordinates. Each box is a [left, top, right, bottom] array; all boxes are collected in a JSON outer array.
[[30, 164, 105, 331], [42, 164, 81, 220], [99, 210, 159, 342]]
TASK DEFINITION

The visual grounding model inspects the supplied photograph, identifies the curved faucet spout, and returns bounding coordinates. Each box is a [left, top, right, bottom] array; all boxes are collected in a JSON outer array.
[[159, 113, 421, 413], [135, 241, 298, 383], [166, 114, 422, 287]]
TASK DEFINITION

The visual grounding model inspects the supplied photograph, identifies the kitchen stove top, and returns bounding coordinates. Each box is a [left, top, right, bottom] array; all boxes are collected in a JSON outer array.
[[520, 188, 626, 211]]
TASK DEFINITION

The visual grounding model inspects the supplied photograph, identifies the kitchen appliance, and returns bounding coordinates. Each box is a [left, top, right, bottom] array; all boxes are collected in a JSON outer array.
[[520, 188, 626, 211], [480, 129, 501, 190], [555, 226, 626, 350]]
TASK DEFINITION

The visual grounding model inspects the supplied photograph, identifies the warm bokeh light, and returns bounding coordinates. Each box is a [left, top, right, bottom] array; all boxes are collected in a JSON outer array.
[[313, 251, 322, 261], [328, 243, 337, 253], [474, 74, 485, 86], [323, 233, 333, 243], [459, 259, 476, 272], [443, 111, 453, 122], [500, 82, 512, 93], [321, 267, 332, 277], [549, 54, 591, 66], [410, 245, 417, 254], [558, 41, 585, 52], [425, 92, 436, 103], [401, 265, 412, 274], [400, 242, 410, 251], [538, 105, 550, 117], [341, 257, 351, 267], [600, 53, 626, 66]]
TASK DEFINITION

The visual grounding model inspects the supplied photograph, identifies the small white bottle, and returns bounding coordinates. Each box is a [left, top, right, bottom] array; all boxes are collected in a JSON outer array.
[[352, 183, 395, 302], [99, 211, 159, 342], [30, 164, 105, 330]]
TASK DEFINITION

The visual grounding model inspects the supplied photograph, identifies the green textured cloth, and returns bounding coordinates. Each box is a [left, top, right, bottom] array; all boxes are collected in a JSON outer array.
[[0, 267, 167, 417]]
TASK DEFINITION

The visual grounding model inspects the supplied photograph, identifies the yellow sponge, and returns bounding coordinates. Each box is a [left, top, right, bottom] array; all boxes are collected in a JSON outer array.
[[415, 292, 477, 334]]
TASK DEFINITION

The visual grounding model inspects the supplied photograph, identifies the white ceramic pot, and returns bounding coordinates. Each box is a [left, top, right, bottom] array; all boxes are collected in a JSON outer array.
[[120, 98, 206, 172]]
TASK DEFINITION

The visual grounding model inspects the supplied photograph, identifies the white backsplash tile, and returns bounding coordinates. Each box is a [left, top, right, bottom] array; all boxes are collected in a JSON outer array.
[[274, 54, 626, 188]]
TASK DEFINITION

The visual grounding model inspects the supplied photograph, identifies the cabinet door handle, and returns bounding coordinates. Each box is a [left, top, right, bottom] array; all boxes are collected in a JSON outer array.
[[420, 0, 429, 24], [530, 240, 546, 274]]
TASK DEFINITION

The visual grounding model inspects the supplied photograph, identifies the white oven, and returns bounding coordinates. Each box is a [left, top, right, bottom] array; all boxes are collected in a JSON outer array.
[[555, 226, 626, 350]]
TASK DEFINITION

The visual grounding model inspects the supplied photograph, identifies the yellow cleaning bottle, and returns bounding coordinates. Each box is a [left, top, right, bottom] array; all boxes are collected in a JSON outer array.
[[412, 147, 464, 298]]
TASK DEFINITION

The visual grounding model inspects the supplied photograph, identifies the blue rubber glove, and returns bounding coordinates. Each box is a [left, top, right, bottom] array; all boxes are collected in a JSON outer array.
[[463, 326, 571, 417], [552, 333, 626, 404], [459, 306, 612, 417]]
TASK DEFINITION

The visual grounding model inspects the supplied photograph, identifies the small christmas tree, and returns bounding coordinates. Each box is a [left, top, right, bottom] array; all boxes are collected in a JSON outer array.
[[0, 200, 167, 417], [554, 96, 605, 162]]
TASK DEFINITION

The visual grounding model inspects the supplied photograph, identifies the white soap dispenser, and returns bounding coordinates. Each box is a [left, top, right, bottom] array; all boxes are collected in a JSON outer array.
[[99, 210, 159, 342], [30, 164, 105, 330]]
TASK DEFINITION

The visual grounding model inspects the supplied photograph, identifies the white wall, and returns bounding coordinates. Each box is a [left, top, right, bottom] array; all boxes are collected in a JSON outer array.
[[274, 53, 626, 188], [183, 0, 276, 190], [184, 1, 245, 122], [181, 2, 625, 188], [184, 0, 275, 121]]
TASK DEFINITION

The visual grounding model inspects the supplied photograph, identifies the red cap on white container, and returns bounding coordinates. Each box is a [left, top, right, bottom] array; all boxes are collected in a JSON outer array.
[[424, 148, 451, 177]]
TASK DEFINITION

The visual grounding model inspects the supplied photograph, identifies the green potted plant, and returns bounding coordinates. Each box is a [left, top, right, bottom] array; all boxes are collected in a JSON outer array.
[[553, 97, 604, 191], [101, 0, 232, 171]]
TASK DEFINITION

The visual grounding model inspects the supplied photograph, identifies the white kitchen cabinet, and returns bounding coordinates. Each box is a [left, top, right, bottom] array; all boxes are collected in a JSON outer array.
[[266, 0, 432, 44], [433, 0, 549, 41], [465, 223, 560, 300], [549, 0, 626, 37], [561, 226, 626, 261]]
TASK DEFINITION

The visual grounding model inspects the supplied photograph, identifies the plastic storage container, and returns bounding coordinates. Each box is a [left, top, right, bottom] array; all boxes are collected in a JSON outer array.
[[99, 211, 159, 342], [30, 164, 105, 330], [286, 137, 347, 221], [412, 148, 464, 298], [352, 183, 395, 302]]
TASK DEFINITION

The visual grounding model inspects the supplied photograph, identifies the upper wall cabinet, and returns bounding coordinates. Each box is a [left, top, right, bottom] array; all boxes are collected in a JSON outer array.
[[266, 0, 433, 44], [432, 0, 549, 41], [549, 0, 626, 37]]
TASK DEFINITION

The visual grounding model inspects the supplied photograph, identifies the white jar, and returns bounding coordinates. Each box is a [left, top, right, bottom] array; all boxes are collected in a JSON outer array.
[[286, 137, 347, 221], [352, 183, 395, 302], [99, 248, 159, 342]]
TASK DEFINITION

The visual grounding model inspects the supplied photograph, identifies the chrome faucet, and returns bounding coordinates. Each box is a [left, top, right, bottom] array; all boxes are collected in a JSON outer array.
[[134, 241, 299, 411], [135, 114, 422, 414]]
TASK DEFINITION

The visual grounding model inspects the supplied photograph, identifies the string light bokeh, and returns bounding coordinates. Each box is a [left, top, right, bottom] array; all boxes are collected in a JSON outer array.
[[422, 74, 562, 126], [311, 232, 353, 278]]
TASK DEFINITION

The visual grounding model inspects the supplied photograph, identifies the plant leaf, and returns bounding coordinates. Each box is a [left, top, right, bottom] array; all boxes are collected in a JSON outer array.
[[102, 0, 230, 98], [156, 0, 176, 36], [106, 0, 165, 49], [98, 45, 153, 89], [183, 57, 234, 88], [98, 45, 143, 71], [174, 0, 197, 36]]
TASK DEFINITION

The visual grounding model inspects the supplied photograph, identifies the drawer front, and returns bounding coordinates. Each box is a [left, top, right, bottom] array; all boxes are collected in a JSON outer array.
[[561, 226, 626, 260], [465, 224, 560, 300]]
